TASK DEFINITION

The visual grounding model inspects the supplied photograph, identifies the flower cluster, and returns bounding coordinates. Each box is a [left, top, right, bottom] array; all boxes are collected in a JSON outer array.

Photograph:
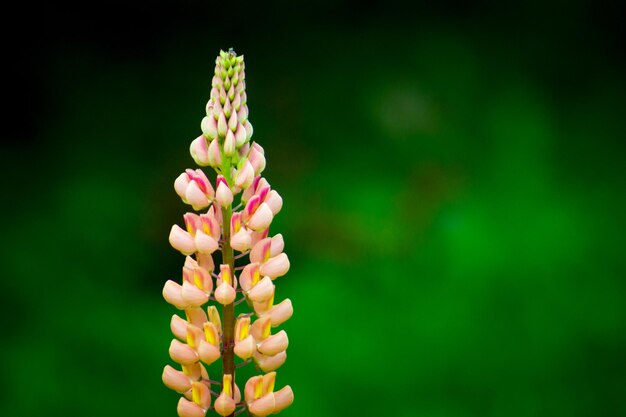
[[161, 49, 294, 417]]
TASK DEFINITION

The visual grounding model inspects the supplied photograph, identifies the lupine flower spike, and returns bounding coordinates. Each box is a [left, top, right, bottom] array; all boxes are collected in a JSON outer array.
[[162, 49, 293, 417]]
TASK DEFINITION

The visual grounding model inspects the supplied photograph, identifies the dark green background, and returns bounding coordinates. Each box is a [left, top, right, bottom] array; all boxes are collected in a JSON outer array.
[[2, 1, 625, 416]]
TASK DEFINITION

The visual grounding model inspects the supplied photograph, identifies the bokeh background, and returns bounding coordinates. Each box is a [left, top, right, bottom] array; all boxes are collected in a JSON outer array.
[[1, 1, 625, 416]]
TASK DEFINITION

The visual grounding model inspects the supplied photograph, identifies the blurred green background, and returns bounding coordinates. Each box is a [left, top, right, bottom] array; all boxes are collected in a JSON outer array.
[[1, 1, 625, 416]]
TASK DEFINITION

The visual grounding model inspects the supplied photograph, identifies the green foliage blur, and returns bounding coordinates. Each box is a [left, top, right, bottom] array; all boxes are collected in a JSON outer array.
[[1, 2, 624, 416]]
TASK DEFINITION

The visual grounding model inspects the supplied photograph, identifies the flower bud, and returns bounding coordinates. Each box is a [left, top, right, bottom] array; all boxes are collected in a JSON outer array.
[[228, 84, 235, 101], [201, 116, 217, 140], [244, 119, 253, 141], [223, 99, 232, 119], [206, 138, 222, 168], [215, 281, 236, 305], [242, 175, 261, 203], [217, 112, 228, 138], [212, 98, 223, 118], [235, 124, 247, 147], [224, 129, 235, 157], [248, 143, 266, 175], [215, 178, 234, 207], [228, 112, 238, 133], [214, 375, 236, 416], [234, 160, 255, 190], [238, 105, 248, 124], [190, 135, 210, 166], [207, 305, 222, 336]]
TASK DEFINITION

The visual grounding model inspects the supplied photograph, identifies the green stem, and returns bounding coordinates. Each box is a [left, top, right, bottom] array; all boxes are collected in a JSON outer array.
[[221, 155, 235, 417]]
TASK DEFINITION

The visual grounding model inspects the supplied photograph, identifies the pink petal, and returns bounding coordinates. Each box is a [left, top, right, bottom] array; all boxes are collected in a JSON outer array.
[[162, 365, 192, 393], [181, 281, 209, 307], [214, 393, 236, 417], [244, 375, 263, 404], [197, 340, 221, 365], [265, 190, 283, 215], [194, 230, 219, 254], [247, 203, 273, 231], [239, 262, 260, 292], [190, 135, 210, 167], [235, 123, 247, 146], [217, 112, 228, 138], [250, 238, 271, 263], [201, 115, 217, 140], [215, 182, 233, 207], [170, 314, 188, 340], [270, 233, 284, 257], [185, 181, 210, 211], [260, 253, 290, 279], [163, 280, 187, 309], [257, 330, 289, 356], [224, 129, 236, 157], [273, 385, 294, 413], [234, 335, 255, 360], [169, 339, 198, 365], [174, 173, 191, 201], [248, 393, 275, 417], [185, 307, 208, 328], [247, 276, 274, 303], [230, 228, 252, 252], [248, 142, 266, 176], [243, 195, 261, 220], [191, 381, 212, 409], [177, 397, 206, 417], [183, 213, 202, 236], [265, 299, 293, 327], [214, 282, 236, 305], [235, 160, 255, 190], [207, 137, 222, 167], [169, 225, 196, 255], [255, 350, 287, 372]]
